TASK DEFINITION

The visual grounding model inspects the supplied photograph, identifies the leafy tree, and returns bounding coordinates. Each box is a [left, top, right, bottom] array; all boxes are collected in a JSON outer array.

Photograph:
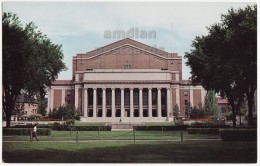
[[173, 104, 180, 119], [48, 105, 80, 121], [190, 106, 206, 119], [3, 13, 67, 127], [37, 99, 47, 116], [184, 102, 192, 118], [204, 90, 219, 118], [184, 5, 256, 127]]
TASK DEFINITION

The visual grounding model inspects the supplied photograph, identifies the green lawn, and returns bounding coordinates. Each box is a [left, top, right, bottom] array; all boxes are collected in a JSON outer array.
[[2, 140, 257, 163], [3, 130, 220, 141]]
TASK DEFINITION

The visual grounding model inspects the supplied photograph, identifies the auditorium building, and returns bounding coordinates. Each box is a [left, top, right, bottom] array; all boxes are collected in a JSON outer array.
[[47, 38, 206, 122]]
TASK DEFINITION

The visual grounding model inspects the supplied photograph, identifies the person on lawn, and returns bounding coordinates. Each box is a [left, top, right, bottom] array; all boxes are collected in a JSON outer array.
[[32, 124, 39, 141]]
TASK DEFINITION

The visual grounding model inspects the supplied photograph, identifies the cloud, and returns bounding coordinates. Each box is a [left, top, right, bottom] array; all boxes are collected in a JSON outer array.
[[3, 2, 256, 80]]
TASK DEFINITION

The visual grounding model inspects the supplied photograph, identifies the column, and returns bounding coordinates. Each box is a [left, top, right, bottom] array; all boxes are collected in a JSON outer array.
[[47, 88, 51, 113], [83, 88, 88, 117], [167, 88, 171, 117], [61, 89, 65, 105], [157, 88, 162, 117], [50, 88, 54, 111], [112, 88, 116, 117], [176, 86, 180, 109], [175, 73, 179, 81], [201, 88, 206, 104], [75, 87, 78, 109], [148, 88, 152, 117], [102, 88, 106, 117], [130, 88, 134, 117], [121, 88, 125, 117], [189, 87, 193, 106], [93, 88, 97, 117], [139, 88, 143, 117]]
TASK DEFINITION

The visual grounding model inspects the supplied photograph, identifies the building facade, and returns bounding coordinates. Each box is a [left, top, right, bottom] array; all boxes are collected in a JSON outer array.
[[48, 38, 206, 122]]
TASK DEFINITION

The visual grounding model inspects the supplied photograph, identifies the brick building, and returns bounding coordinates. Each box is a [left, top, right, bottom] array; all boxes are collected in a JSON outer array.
[[47, 38, 206, 122]]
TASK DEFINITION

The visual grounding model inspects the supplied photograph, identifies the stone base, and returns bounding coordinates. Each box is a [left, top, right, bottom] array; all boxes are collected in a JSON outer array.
[[80, 116, 173, 123], [106, 122, 144, 131]]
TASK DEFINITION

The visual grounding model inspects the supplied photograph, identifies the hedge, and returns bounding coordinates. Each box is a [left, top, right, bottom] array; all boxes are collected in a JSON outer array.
[[51, 125, 111, 131], [3, 128, 51, 136], [190, 122, 230, 128], [12, 124, 111, 131], [187, 128, 220, 135], [135, 125, 188, 131], [12, 125, 51, 128], [219, 129, 257, 141]]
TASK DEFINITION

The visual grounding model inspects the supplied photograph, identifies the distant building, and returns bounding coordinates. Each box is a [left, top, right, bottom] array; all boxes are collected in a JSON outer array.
[[13, 94, 39, 116], [216, 97, 231, 117], [48, 38, 206, 122]]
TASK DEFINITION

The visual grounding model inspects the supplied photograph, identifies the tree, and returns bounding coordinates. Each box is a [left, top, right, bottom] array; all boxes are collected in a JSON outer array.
[[184, 102, 192, 118], [184, 5, 256, 127], [190, 106, 206, 119], [37, 99, 47, 116], [204, 90, 219, 118], [173, 104, 180, 119], [48, 105, 80, 121], [3, 13, 67, 127]]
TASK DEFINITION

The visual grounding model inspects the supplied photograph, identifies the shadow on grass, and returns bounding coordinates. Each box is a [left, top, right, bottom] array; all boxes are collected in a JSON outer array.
[[3, 141, 257, 163]]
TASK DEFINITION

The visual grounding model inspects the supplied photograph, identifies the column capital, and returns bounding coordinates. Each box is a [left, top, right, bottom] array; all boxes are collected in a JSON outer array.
[[139, 88, 143, 90], [120, 88, 125, 90], [148, 88, 152, 90], [129, 87, 134, 90], [167, 88, 171, 90], [84, 88, 88, 91], [93, 88, 97, 90], [157, 87, 161, 90], [102, 87, 106, 90], [111, 88, 115, 90]]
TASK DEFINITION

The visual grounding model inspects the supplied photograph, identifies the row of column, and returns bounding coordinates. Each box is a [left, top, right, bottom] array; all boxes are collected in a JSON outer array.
[[80, 87, 171, 118]]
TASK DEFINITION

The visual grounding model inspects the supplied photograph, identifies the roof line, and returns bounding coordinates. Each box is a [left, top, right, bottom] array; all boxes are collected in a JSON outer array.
[[74, 44, 181, 61]]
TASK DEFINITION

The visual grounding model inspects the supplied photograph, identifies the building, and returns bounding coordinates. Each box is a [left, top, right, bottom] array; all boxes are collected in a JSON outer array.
[[13, 94, 39, 116], [47, 38, 206, 122], [217, 97, 230, 115]]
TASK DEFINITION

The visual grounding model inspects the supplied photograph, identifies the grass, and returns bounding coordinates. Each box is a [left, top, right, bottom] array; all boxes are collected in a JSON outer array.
[[2, 140, 257, 163], [2, 130, 220, 141]]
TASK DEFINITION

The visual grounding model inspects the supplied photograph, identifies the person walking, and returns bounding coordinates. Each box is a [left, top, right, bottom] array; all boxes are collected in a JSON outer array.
[[32, 124, 39, 141]]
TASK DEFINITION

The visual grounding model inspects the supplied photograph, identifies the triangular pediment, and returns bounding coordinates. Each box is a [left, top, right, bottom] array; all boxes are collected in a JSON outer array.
[[76, 38, 181, 60]]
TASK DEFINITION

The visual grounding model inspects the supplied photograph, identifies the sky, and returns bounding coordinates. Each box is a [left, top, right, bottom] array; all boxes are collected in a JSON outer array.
[[2, 1, 256, 80]]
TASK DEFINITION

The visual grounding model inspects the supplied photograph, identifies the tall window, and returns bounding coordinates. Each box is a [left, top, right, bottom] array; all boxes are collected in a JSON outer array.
[[143, 89, 148, 105], [124, 90, 130, 105], [133, 90, 139, 105]]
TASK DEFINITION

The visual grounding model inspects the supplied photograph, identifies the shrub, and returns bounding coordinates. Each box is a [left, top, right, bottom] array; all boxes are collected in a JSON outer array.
[[190, 107, 206, 118], [3, 128, 51, 136], [12, 124, 51, 128], [187, 128, 220, 135], [135, 125, 187, 131], [51, 125, 111, 131], [65, 119, 75, 125], [174, 119, 184, 126], [219, 129, 257, 141], [48, 105, 80, 120], [190, 121, 229, 128]]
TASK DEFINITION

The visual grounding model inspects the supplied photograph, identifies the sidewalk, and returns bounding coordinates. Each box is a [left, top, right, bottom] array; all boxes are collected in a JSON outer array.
[[3, 138, 222, 143]]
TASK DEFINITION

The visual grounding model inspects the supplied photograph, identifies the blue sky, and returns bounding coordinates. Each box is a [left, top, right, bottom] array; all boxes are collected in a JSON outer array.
[[2, 1, 255, 80]]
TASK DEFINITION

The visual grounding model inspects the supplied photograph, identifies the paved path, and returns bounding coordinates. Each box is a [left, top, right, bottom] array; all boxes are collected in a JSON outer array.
[[3, 139, 222, 143]]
